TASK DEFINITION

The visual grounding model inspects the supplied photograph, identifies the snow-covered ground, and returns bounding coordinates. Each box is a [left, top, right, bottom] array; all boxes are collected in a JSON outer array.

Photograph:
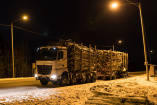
[[0, 73, 157, 105]]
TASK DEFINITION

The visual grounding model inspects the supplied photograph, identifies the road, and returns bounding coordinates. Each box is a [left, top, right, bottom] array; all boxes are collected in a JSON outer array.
[[0, 71, 146, 88], [127, 71, 146, 77]]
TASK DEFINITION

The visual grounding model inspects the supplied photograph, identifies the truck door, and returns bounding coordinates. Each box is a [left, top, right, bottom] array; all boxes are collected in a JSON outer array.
[[56, 50, 67, 69]]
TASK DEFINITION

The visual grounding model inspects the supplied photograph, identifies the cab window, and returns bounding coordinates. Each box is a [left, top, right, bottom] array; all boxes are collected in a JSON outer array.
[[58, 51, 63, 60]]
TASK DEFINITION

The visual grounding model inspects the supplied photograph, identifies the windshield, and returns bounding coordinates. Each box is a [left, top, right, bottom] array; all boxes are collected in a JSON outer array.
[[36, 48, 57, 60]]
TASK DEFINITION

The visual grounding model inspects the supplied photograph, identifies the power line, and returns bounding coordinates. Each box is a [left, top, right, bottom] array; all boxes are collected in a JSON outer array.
[[0, 24, 11, 27], [124, 0, 139, 7], [14, 26, 58, 39], [0, 23, 59, 40]]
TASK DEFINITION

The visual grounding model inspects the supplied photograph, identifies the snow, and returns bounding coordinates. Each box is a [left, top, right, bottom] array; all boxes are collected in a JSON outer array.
[[0, 73, 157, 104]]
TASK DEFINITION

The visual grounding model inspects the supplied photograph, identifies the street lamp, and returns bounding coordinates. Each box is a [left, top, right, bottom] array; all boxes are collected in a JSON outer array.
[[11, 15, 28, 78], [150, 50, 153, 53], [118, 40, 122, 44], [23, 16, 28, 20], [111, 2, 149, 80], [113, 40, 122, 51], [111, 3, 118, 8]]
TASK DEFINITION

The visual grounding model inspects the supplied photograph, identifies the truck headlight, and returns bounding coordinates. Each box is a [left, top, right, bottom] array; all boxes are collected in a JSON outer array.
[[51, 75, 57, 79], [35, 74, 38, 78]]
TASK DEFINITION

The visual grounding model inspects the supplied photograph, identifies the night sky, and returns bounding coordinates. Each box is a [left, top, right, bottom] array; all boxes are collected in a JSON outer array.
[[0, 0, 157, 71]]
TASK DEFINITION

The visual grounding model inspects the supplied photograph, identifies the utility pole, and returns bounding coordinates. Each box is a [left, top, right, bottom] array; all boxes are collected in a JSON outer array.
[[139, 3, 149, 80], [11, 22, 15, 78]]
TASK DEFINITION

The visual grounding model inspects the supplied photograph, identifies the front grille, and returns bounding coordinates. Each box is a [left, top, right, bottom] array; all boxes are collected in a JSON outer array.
[[37, 65, 52, 75]]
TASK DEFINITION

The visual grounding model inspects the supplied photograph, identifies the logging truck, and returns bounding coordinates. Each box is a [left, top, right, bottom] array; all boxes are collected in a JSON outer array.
[[35, 41, 97, 86], [34, 41, 128, 86]]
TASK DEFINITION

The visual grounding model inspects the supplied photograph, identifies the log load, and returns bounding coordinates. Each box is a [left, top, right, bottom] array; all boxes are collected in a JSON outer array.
[[67, 43, 97, 72]]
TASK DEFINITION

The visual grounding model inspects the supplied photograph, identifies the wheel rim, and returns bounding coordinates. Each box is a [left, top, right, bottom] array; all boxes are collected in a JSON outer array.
[[62, 78, 67, 84]]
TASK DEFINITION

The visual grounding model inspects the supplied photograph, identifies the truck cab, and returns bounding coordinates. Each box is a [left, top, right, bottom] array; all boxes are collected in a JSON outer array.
[[35, 46, 68, 85]]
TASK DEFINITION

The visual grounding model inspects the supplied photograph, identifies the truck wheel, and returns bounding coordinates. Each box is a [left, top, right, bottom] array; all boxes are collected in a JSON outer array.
[[70, 74, 77, 85], [78, 75, 86, 84], [86, 74, 91, 83], [40, 79, 48, 85], [91, 73, 96, 82], [60, 75, 68, 86]]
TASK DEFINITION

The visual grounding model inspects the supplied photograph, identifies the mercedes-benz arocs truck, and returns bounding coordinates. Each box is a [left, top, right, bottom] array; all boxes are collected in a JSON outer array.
[[35, 41, 97, 86]]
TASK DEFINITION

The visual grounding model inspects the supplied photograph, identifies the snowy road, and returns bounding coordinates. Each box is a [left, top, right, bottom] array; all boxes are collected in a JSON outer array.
[[0, 71, 146, 88], [1, 71, 156, 105]]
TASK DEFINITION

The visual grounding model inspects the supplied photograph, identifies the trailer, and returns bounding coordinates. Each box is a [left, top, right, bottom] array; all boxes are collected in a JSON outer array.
[[96, 50, 128, 79]]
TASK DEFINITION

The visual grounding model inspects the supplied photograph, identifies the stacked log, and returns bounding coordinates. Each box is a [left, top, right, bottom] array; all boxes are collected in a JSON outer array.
[[67, 43, 96, 72], [66, 42, 128, 72], [96, 50, 127, 71]]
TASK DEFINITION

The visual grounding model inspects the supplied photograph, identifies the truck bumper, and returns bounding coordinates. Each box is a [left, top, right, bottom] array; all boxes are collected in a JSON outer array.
[[36, 74, 61, 82]]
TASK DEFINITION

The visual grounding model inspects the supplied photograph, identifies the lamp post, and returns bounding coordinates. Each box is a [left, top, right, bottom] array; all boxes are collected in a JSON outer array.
[[11, 16, 28, 78], [111, 2, 149, 80], [150, 50, 153, 53], [113, 40, 122, 51]]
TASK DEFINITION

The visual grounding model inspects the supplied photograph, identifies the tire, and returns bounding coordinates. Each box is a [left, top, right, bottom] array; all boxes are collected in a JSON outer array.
[[91, 73, 96, 82], [70, 74, 77, 85], [78, 74, 86, 84], [86, 74, 91, 83], [40, 79, 48, 85], [59, 75, 68, 86]]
